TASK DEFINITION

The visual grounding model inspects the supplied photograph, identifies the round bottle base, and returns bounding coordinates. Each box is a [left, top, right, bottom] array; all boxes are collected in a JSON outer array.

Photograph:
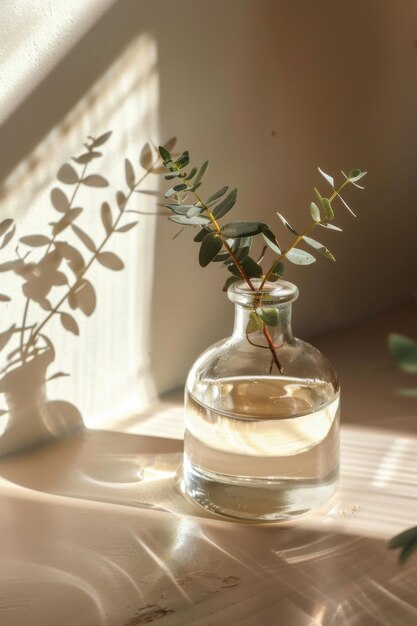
[[183, 456, 339, 522]]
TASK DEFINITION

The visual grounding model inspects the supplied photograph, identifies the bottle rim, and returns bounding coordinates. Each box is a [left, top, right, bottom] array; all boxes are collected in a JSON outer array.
[[228, 279, 299, 307]]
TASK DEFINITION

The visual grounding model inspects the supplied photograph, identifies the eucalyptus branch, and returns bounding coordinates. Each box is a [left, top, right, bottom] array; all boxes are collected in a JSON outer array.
[[158, 146, 365, 374]]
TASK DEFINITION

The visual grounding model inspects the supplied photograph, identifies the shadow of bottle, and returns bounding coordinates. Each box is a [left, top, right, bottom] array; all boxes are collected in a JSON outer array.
[[0, 339, 83, 456]]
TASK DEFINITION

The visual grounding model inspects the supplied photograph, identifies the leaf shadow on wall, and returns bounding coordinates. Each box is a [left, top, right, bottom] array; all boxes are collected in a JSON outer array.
[[0, 132, 161, 456]]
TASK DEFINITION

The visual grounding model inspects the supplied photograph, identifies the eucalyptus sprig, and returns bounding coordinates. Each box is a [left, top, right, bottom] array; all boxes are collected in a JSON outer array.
[[159, 145, 366, 371]]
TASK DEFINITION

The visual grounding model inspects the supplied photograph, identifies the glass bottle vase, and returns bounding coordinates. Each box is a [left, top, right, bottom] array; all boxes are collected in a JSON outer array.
[[183, 279, 340, 521]]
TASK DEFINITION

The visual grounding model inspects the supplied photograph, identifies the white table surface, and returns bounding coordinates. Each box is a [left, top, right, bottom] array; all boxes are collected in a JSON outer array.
[[0, 304, 416, 625]]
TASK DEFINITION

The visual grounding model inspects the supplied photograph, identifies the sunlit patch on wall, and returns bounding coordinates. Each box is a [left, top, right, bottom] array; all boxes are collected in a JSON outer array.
[[0, 33, 160, 447]]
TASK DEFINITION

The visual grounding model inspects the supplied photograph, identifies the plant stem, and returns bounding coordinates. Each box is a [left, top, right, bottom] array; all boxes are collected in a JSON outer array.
[[20, 299, 30, 361], [184, 181, 283, 372]]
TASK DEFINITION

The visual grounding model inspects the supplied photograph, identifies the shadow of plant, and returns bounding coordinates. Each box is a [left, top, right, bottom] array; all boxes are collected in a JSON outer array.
[[0, 132, 175, 455]]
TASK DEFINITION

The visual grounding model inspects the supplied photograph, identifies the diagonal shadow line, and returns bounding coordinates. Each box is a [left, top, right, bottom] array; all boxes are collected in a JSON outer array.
[[0, 0, 163, 189]]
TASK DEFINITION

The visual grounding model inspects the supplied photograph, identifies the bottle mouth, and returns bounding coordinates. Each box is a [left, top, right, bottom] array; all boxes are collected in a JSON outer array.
[[228, 279, 299, 307]]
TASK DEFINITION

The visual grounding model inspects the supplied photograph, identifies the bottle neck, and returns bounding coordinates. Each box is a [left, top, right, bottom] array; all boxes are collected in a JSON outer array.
[[232, 302, 294, 343]]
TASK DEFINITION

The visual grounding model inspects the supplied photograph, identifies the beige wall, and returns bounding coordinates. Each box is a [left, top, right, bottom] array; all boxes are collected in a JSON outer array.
[[1, 0, 417, 414]]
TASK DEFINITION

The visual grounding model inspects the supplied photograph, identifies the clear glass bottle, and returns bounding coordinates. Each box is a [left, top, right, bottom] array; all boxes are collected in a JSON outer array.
[[183, 279, 340, 521]]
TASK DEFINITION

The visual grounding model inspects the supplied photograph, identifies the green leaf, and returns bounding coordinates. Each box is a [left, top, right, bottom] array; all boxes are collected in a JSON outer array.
[[322, 198, 334, 220], [303, 236, 336, 261], [234, 236, 252, 261], [389, 526, 417, 564], [193, 160, 209, 187], [207, 186, 228, 205], [166, 204, 195, 215], [165, 183, 188, 197], [188, 182, 202, 193], [212, 188, 237, 219], [246, 312, 263, 334], [241, 256, 263, 278], [193, 227, 211, 242], [168, 215, 210, 226], [276, 212, 298, 235], [286, 248, 316, 265], [397, 388, 417, 397], [175, 151, 189, 169], [222, 221, 267, 238], [199, 233, 223, 267], [256, 307, 279, 326], [164, 174, 178, 180], [318, 222, 342, 232], [185, 167, 197, 181], [314, 188, 325, 207], [159, 146, 171, 162], [348, 169, 367, 183], [222, 276, 240, 292], [318, 167, 334, 188], [271, 262, 285, 276], [186, 205, 204, 218], [262, 228, 281, 254], [388, 334, 417, 373], [310, 202, 321, 222], [125, 159, 135, 189]]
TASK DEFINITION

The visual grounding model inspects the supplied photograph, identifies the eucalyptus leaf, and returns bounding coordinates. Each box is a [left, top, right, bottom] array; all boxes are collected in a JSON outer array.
[[276, 212, 298, 235], [388, 333, 417, 374], [241, 256, 263, 278], [271, 262, 285, 276], [262, 228, 281, 254], [212, 188, 237, 219], [159, 146, 171, 162], [193, 228, 211, 242], [389, 526, 417, 564], [222, 276, 240, 292], [165, 183, 188, 197], [185, 167, 197, 181], [193, 161, 209, 187], [199, 233, 223, 267], [286, 248, 316, 265], [303, 236, 335, 261], [222, 221, 267, 238], [336, 192, 356, 217], [246, 312, 263, 334], [169, 215, 210, 226], [207, 186, 228, 205], [257, 307, 279, 326], [166, 204, 195, 215], [310, 202, 321, 222], [318, 222, 342, 232], [318, 167, 334, 188], [187, 205, 204, 218], [322, 198, 334, 220]]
